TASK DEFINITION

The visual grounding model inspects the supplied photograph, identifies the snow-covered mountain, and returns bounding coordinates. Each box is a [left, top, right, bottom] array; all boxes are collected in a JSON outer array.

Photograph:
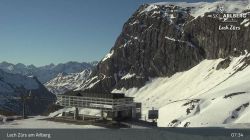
[[113, 52, 250, 127], [147, 0, 250, 19], [0, 61, 97, 83], [72, 0, 250, 127], [78, 0, 250, 92], [0, 69, 55, 115], [45, 69, 92, 94]]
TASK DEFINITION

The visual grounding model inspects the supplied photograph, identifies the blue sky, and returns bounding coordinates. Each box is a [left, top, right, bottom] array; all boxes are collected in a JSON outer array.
[[0, 0, 215, 66]]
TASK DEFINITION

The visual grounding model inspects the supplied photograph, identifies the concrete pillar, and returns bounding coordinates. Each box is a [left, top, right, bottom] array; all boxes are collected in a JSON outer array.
[[81, 108, 84, 120], [74, 107, 79, 120], [132, 106, 136, 119], [114, 111, 118, 118], [101, 110, 104, 119]]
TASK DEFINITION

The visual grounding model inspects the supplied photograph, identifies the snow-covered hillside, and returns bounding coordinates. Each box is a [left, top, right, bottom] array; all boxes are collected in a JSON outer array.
[[45, 70, 92, 94], [112, 52, 250, 127]]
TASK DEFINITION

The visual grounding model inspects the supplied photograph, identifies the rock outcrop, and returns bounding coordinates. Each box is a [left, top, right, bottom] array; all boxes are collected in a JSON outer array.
[[78, 2, 250, 93]]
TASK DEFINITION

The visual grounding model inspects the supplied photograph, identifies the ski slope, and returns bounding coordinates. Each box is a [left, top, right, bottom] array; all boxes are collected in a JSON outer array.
[[113, 52, 250, 127]]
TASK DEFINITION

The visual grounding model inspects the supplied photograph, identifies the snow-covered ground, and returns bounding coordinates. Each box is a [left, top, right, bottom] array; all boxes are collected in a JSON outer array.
[[49, 107, 102, 118], [0, 116, 103, 129], [113, 53, 250, 128]]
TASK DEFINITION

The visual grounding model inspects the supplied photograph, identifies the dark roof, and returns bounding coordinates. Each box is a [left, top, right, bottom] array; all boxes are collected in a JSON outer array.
[[65, 91, 132, 99]]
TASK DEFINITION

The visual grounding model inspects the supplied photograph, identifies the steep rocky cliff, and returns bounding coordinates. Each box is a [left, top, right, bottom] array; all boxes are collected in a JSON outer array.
[[78, 1, 250, 93]]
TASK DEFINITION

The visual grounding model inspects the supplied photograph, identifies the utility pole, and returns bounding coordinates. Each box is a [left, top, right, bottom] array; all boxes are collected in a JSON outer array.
[[22, 97, 26, 119], [21, 90, 31, 119], [2, 90, 56, 119], [20, 90, 32, 119]]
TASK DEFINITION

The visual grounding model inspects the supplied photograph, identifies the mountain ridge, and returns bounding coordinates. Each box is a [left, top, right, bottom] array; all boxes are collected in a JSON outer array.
[[0, 69, 55, 115], [77, 1, 250, 93], [45, 69, 92, 94], [0, 61, 97, 83]]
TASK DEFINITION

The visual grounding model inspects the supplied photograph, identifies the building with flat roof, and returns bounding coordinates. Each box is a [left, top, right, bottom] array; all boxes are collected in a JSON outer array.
[[56, 91, 141, 120]]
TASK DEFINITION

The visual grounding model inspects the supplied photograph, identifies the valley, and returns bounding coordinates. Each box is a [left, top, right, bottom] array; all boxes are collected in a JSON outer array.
[[1, 0, 250, 128]]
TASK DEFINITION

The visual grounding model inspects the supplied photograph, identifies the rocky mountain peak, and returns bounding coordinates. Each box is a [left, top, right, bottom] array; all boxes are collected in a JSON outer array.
[[45, 69, 92, 95], [77, 1, 250, 93], [57, 72, 68, 77]]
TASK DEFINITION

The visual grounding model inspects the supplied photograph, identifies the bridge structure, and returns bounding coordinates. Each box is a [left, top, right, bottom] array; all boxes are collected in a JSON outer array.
[[56, 92, 141, 120]]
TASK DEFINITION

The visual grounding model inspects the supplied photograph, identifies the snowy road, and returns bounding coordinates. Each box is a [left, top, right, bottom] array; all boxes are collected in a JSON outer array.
[[0, 116, 103, 129]]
